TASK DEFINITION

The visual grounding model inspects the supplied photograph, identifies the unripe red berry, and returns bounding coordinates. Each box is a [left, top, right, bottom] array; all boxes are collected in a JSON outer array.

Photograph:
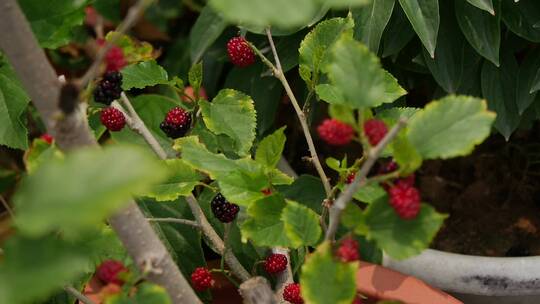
[[160, 107, 192, 139], [264, 253, 288, 274], [345, 172, 356, 184], [283, 283, 303, 304], [96, 260, 128, 285], [100, 107, 126, 131], [105, 46, 127, 72], [40, 133, 54, 144], [363, 119, 388, 146], [317, 119, 355, 146], [227, 37, 256, 67], [336, 237, 360, 262], [191, 267, 214, 291], [388, 183, 421, 219]]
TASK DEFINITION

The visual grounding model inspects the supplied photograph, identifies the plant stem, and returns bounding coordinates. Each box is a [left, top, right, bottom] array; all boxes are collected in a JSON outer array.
[[0, 195, 14, 218], [261, 28, 332, 196], [325, 118, 408, 241], [0, 1, 201, 302], [146, 218, 200, 228], [79, 0, 155, 88], [118, 93, 168, 159], [64, 286, 96, 304]]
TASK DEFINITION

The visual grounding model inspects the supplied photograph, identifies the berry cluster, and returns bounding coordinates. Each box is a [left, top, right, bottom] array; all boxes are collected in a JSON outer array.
[[160, 107, 192, 139], [190, 267, 214, 291], [388, 179, 421, 220], [335, 237, 360, 263], [100, 107, 126, 131], [93, 71, 123, 105], [283, 283, 303, 304], [105, 46, 127, 72], [227, 37, 256, 67], [363, 118, 388, 146], [264, 253, 288, 274], [210, 193, 240, 223], [96, 260, 128, 285], [317, 119, 355, 146]]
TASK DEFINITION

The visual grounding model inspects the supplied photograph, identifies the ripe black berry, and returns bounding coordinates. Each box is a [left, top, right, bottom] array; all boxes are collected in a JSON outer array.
[[160, 107, 192, 139], [210, 193, 239, 223], [93, 71, 123, 105]]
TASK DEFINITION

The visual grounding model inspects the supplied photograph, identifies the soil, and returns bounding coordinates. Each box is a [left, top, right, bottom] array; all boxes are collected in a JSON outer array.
[[420, 128, 540, 257]]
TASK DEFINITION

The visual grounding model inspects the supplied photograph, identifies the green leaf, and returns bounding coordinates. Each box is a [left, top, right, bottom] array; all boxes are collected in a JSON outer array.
[[301, 242, 357, 304], [208, 0, 320, 29], [200, 89, 257, 156], [276, 174, 326, 214], [398, 0, 440, 58], [241, 194, 294, 247], [94, 0, 121, 22], [516, 49, 540, 114], [255, 127, 286, 168], [376, 107, 420, 126], [328, 104, 357, 127], [351, 183, 388, 204], [24, 138, 63, 174], [299, 17, 355, 87], [323, 36, 405, 109], [121, 61, 171, 90], [14, 145, 167, 237], [268, 168, 294, 185], [466, 0, 495, 15], [315, 84, 347, 105], [189, 6, 228, 63], [502, 0, 540, 42], [456, 0, 500, 66], [481, 51, 521, 140], [407, 95, 495, 159], [188, 62, 203, 93], [106, 283, 171, 304], [363, 198, 447, 260], [392, 134, 422, 175], [0, 58, 30, 149], [381, 5, 416, 58], [320, 0, 370, 8], [353, 0, 395, 54], [19, 0, 87, 49], [282, 200, 321, 248], [144, 159, 203, 202], [0, 235, 92, 304], [175, 137, 268, 206]]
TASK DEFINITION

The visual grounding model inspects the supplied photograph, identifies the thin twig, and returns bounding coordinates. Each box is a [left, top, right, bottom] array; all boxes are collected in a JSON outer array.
[[64, 286, 96, 304], [272, 247, 293, 301], [146, 218, 200, 228], [325, 118, 408, 241], [263, 28, 332, 196], [185, 195, 251, 281], [117, 93, 168, 159], [0, 195, 14, 218], [79, 0, 154, 88]]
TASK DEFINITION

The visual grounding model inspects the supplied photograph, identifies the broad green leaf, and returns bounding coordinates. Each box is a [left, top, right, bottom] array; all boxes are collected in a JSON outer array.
[[324, 36, 405, 109], [19, 0, 87, 49], [208, 0, 320, 28], [516, 49, 540, 114], [0, 59, 30, 149], [144, 159, 203, 202], [422, 2, 481, 93], [363, 198, 447, 260], [392, 134, 422, 175], [14, 145, 167, 236], [282, 200, 321, 248], [376, 107, 420, 126], [481, 51, 521, 140], [328, 104, 357, 127], [353, 0, 395, 53], [188, 62, 203, 93], [0, 235, 92, 304], [351, 183, 388, 204], [255, 127, 286, 168], [381, 5, 416, 58], [200, 89, 256, 156], [121, 61, 171, 90], [189, 6, 228, 63], [466, 0, 495, 14], [111, 94, 181, 156], [105, 32, 155, 63], [24, 138, 63, 174], [398, 0, 440, 58], [320, 0, 370, 8], [299, 17, 355, 87], [407, 95, 495, 159], [456, 0, 500, 66], [241, 194, 294, 247], [502, 0, 540, 42], [268, 168, 294, 185], [94, 0, 121, 22], [315, 84, 347, 105], [301, 242, 357, 304], [175, 137, 268, 206], [106, 283, 171, 304], [276, 174, 326, 214]]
